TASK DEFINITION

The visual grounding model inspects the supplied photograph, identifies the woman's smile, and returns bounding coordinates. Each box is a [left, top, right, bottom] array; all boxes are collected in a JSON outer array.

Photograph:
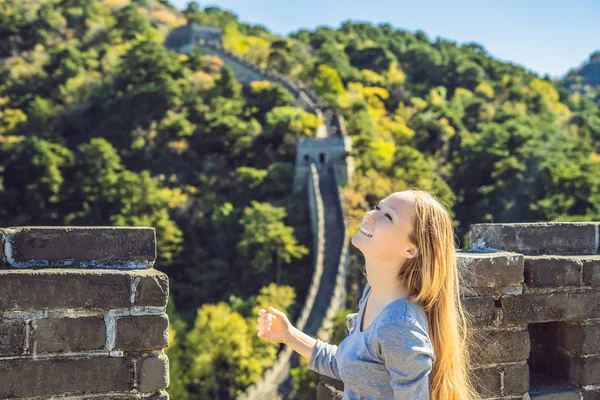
[[359, 226, 373, 237]]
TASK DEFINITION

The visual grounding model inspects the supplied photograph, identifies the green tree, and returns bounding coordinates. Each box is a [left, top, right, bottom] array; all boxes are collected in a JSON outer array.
[[237, 201, 308, 284]]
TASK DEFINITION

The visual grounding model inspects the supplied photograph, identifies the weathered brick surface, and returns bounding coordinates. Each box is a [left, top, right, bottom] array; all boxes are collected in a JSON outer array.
[[0, 269, 131, 310], [0, 319, 26, 356], [470, 222, 600, 255], [524, 256, 582, 287], [55, 391, 169, 399], [472, 363, 529, 397], [503, 362, 530, 395], [461, 295, 501, 326], [469, 327, 530, 364], [458, 251, 524, 290], [134, 269, 169, 307], [530, 321, 600, 355], [0, 269, 169, 311], [0, 227, 156, 268], [137, 354, 169, 393], [0, 357, 133, 398], [116, 315, 169, 351], [582, 387, 600, 400], [501, 290, 600, 325], [583, 257, 600, 286], [34, 317, 106, 353], [0, 225, 170, 399]]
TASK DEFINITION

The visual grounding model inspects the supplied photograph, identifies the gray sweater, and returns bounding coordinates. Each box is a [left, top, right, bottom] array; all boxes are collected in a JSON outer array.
[[308, 282, 435, 399]]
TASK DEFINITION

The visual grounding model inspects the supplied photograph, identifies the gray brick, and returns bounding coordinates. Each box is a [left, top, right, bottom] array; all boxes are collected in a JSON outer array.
[[524, 256, 582, 287], [0, 319, 26, 356], [501, 291, 600, 325], [458, 251, 524, 290], [0, 269, 131, 310], [0, 357, 133, 398], [461, 295, 501, 327], [134, 269, 169, 307], [583, 257, 600, 286], [469, 222, 600, 255], [115, 315, 168, 351], [138, 354, 169, 393], [469, 327, 530, 364], [34, 317, 106, 353], [0, 227, 155, 268]]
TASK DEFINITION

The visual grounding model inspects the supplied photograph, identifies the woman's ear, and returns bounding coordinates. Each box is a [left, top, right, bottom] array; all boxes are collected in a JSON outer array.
[[407, 247, 419, 258]]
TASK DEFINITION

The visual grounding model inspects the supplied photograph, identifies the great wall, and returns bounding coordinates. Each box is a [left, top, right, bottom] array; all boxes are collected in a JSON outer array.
[[1, 22, 599, 400], [165, 22, 354, 399]]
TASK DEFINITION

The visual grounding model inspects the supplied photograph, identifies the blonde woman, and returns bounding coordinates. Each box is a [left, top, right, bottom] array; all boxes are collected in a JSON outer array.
[[256, 190, 479, 399]]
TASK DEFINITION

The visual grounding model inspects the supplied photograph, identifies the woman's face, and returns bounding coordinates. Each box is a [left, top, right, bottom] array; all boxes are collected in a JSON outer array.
[[351, 191, 418, 262]]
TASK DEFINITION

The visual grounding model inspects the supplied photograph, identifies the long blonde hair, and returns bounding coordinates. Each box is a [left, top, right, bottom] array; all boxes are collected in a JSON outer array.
[[400, 189, 480, 400]]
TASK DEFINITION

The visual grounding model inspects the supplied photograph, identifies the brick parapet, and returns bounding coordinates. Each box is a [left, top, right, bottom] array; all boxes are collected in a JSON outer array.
[[0, 227, 169, 399]]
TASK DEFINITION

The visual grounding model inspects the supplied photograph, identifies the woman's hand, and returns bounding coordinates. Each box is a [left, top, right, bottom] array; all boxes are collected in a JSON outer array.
[[256, 306, 294, 344]]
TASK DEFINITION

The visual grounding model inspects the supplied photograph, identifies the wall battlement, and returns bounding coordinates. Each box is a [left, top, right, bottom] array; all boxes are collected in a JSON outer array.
[[317, 222, 600, 400], [0, 227, 170, 399]]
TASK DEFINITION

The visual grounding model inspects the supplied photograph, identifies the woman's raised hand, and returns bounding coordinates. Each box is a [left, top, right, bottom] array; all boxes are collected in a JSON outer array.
[[256, 306, 293, 344]]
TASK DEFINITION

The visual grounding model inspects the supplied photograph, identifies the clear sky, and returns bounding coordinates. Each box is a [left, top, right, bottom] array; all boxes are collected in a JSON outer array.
[[170, 0, 599, 79]]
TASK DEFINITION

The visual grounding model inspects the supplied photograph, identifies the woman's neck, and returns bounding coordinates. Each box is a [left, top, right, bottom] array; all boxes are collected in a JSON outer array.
[[365, 258, 410, 303]]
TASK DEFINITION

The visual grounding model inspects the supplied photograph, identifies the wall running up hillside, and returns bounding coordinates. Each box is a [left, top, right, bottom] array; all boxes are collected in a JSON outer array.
[[0, 227, 170, 399], [166, 25, 352, 400]]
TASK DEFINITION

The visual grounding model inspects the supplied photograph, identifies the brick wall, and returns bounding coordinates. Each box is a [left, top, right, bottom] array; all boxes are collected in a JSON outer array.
[[0, 227, 170, 399], [317, 222, 600, 400]]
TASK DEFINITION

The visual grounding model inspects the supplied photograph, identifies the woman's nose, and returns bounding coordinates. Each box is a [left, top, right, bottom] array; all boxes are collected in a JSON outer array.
[[365, 210, 375, 222]]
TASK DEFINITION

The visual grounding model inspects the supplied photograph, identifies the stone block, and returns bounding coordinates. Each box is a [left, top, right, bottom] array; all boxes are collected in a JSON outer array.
[[0, 226, 156, 268], [503, 362, 530, 395], [115, 315, 169, 351], [524, 256, 582, 287], [469, 327, 530, 364], [0, 357, 133, 398], [472, 363, 529, 398], [461, 295, 501, 327], [65, 392, 169, 399], [582, 387, 600, 400], [0, 269, 131, 310], [0, 319, 26, 356], [33, 317, 106, 353], [134, 269, 169, 307], [583, 256, 600, 286], [458, 251, 524, 291], [138, 354, 169, 393], [469, 222, 600, 255], [501, 290, 600, 325]]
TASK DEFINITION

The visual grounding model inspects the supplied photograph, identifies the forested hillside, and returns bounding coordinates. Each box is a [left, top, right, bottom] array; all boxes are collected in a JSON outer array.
[[2, 1, 600, 399], [560, 51, 600, 104]]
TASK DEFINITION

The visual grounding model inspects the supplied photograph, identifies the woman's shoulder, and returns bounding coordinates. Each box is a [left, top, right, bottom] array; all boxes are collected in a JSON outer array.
[[373, 309, 435, 361]]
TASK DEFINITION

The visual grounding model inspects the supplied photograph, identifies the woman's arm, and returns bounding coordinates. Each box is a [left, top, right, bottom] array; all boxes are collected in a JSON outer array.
[[284, 325, 317, 360]]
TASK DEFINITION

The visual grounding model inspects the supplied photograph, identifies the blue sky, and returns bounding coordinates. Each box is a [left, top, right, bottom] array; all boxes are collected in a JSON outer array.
[[170, 0, 599, 79]]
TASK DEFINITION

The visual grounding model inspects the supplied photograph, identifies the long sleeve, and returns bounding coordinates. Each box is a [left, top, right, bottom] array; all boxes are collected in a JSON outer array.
[[376, 321, 434, 400], [307, 338, 341, 380]]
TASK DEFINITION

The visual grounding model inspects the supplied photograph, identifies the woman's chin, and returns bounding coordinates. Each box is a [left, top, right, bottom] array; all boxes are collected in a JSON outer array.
[[351, 232, 368, 250]]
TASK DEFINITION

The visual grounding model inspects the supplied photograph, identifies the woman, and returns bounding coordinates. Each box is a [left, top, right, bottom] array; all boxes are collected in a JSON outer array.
[[256, 190, 479, 399]]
